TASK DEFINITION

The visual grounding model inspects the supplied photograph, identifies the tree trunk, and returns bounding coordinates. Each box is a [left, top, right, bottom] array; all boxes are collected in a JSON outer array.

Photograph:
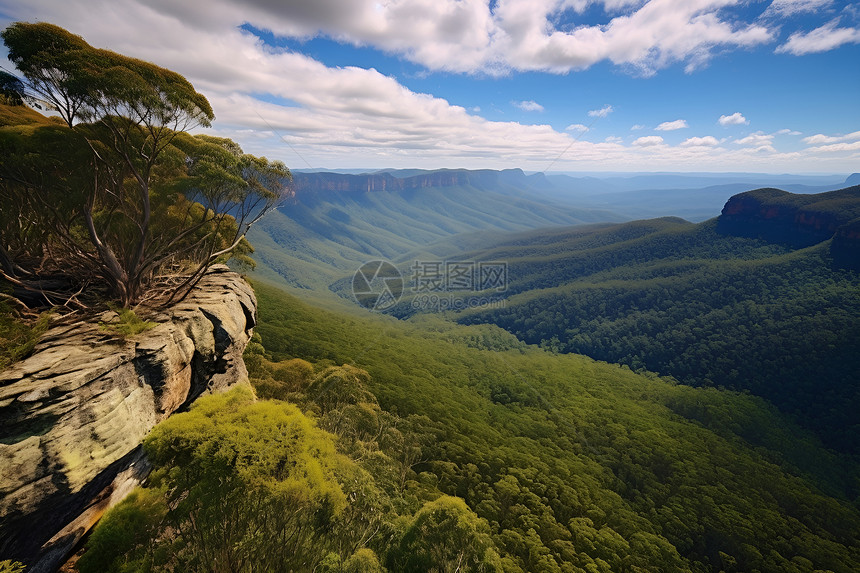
[[82, 207, 130, 305]]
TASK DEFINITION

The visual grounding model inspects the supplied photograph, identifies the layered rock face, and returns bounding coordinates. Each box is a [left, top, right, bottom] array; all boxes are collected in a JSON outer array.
[[717, 186, 860, 266], [0, 266, 256, 572]]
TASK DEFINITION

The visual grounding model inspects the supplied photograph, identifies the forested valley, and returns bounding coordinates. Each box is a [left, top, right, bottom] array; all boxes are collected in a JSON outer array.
[[76, 282, 860, 573], [452, 201, 860, 454]]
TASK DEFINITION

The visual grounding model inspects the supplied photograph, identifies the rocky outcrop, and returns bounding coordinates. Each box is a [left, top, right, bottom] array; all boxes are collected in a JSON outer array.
[[0, 266, 256, 572], [717, 186, 860, 262]]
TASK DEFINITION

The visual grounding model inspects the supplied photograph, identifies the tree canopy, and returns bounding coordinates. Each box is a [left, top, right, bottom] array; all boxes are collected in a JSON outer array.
[[0, 22, 290, 308], [78, 283, 860, 572]]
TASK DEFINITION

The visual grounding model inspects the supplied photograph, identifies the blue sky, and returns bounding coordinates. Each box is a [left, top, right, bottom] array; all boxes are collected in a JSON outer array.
[[2, 0, 859, 173]]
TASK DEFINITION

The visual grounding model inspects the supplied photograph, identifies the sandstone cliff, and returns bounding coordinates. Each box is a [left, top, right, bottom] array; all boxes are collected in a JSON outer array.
[[717, 186, 860, 266], [0, 266, 256, 572]]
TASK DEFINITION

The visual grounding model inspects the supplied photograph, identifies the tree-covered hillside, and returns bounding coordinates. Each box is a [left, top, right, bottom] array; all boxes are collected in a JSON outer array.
[[452, 201, 860, 453], [81, 281, 860, 572], [246, 171, 623, 290]]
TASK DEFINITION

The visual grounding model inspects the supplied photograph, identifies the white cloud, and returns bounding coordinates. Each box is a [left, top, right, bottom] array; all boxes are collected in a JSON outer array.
[[735, 132, 775, 150], [515, 100, 545, 112], [0, 0, 776, 78], [777, 20, 860, 55], [492, 0, 772, 75], [565, 123, 590, 132], [775, 128, 801, 135], [718, 112, 749, 126], [129, 0, 772, 74], [805, 140, 860, 153], [802, 130, 860, 145], [1, 0, 857, 172], [633, 135, 665, 146], [630, 124, 645, 130], [588, 104, 614, 118], [764, 0, 833, 17], [681, 136, 719, 146], [656, 119, 688, 131], [605, 135, 624, 143], [25, 0, 768, 77]]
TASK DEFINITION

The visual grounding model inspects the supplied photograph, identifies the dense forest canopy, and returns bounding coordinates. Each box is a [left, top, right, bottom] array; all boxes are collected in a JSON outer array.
[[453, 215, 860, 453], [78, 283, 860, 572], [0, 22, 290, 308]]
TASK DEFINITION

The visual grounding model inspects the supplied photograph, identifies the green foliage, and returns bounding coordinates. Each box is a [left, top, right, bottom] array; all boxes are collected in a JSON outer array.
[[144, 385, 348, 571], [0, 23, 288, 306], [83, 280, 860, 572], [0, 301, 51, 369], [76, 487, 168, 573], [456, 218, 860, 452], [2, 22, 212, 128], [82, 385, 380, 572], [390, 495, 503, 572], [250, 281, 860, 573], [730, 186, 860, 226], [344, 548, 386, 573], [0, 560, 26, 573], [249, 355, 315, 400], [98, 306, 156, 339]]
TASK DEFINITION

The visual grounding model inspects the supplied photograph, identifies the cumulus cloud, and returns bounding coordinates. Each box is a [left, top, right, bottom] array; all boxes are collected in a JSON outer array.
[[605, 135, 624, 143], [491, 0, 771, 75], [630, 124, 645, 130], [777, 20, 860, 55], [21, 0, 765, 76], [0, 0, 585, 168], [1, 0, 857, 172], [515, 100, 545, 112], [681, 136, 719, 146], [718, 112, 749, 126], [802, 130, 860, 145], [656, 119, 688, 131], [735, 132, 775, 150], [775, 128, 801, 135], [633, 135, 665, 146], [589, 104, 614, 118], [566, 123, 590, 132]]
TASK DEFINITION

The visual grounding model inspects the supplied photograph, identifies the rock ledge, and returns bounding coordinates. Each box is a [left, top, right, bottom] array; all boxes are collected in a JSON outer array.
[[0, 266, 256, 571]]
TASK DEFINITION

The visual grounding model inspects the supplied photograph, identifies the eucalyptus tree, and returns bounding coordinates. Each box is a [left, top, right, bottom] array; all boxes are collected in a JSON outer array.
[[0, 22, 289, 307]]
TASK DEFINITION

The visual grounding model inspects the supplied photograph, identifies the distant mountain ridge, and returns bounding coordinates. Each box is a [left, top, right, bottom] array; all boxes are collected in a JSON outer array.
[[251, 169, 858, 292], [290, 168, 543, 197], [287, 168, 852, 222], [249, 169, 622, 291]]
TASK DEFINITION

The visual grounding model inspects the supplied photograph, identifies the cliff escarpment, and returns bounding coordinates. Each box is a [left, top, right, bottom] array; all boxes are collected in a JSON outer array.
[[0, 266, 256, 572], [717, 185, 860, 266], [290, 168, 532, 199]]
